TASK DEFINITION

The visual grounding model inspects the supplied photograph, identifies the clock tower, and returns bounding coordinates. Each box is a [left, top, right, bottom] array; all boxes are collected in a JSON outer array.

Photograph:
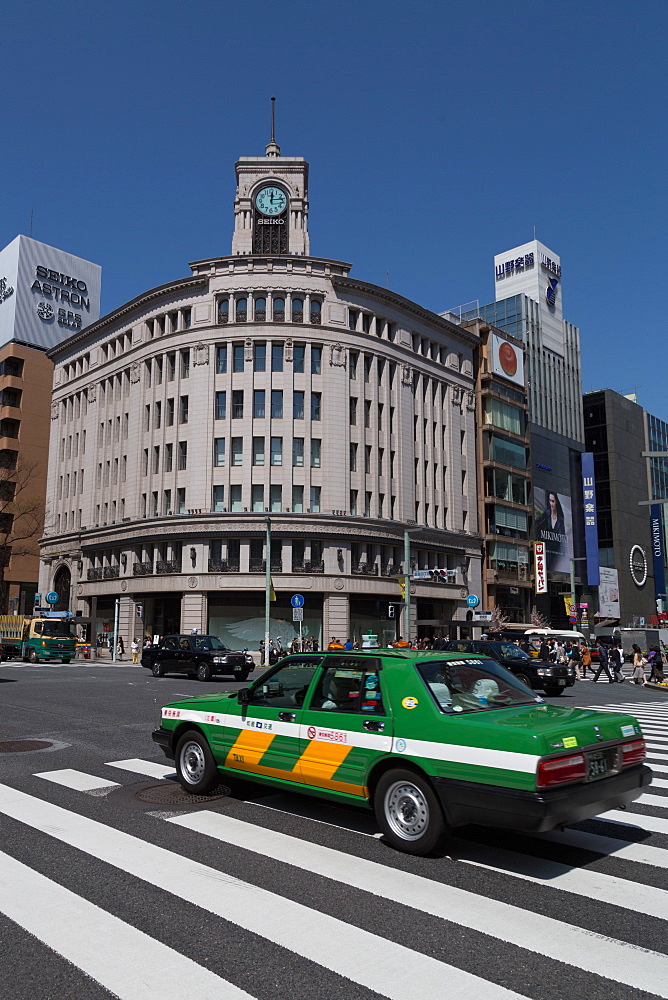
[[231, 107, 309, 256]]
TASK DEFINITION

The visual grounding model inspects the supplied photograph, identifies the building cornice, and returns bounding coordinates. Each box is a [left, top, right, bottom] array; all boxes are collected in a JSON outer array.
[[46, 275, 209, 360], [332, 276, 481, 346]]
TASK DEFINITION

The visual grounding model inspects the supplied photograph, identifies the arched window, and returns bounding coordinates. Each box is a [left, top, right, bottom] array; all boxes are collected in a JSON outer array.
[[236, 298, 247, 323], [218, 299, 229, 324], [254, 297, 266, 322], [273, 297, 285, 322], [292, 298, 304, 323], [52, 565, 71, 613], [310, 300, 322, 325]]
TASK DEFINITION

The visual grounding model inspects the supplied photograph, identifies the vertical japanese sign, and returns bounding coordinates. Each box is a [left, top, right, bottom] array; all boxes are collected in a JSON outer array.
[[650, 503, 666, 603], [581, 452, 600, 587], [534, 542, 547, 594]]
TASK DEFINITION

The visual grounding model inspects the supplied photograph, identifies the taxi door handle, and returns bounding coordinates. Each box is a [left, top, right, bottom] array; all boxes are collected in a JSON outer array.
[[364, 720, 385, 733], [278, 712, 296, 722]]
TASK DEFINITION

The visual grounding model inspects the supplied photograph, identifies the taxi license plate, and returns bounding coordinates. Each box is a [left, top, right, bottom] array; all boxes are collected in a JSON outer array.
[[558, 679, 566, 685], [587, 751, 611, 779]]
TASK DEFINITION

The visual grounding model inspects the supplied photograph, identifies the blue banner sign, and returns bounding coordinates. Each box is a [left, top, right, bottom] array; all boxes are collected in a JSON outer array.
[[581, 452, 600, 587], [650, 504, 666, 600]]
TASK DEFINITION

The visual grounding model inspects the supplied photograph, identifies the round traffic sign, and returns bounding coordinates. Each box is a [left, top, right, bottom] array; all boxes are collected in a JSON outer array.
[[568, 615, 578, 623], [466, 594, 480, 608], [291, 594, 305, 608], [45, 592, 59, 605]]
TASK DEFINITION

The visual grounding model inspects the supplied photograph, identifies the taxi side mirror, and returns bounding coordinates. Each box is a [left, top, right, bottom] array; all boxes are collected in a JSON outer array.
[[237, 687, 250, 705]]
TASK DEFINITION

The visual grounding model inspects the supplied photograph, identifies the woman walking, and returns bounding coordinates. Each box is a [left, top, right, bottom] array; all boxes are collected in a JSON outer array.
[[631, 644, 646, 685]]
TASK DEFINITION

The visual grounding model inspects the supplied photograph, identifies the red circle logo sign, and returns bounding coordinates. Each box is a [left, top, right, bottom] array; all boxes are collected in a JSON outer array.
[[498, 341, 518, 377], [307, 726, 316, 740]]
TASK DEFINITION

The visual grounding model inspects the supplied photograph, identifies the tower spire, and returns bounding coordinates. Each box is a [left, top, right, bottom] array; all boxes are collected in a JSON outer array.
[[265, 96, 281, 157]]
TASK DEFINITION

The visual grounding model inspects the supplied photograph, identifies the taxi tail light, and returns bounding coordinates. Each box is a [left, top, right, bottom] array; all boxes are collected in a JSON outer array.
[[537, 753, 586, 787], [621, 739, 645, 767]]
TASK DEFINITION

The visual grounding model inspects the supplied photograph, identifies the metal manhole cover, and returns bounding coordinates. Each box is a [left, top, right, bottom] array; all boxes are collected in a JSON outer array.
[[134, 782, 231, 805], [0, 740, 54, 753]]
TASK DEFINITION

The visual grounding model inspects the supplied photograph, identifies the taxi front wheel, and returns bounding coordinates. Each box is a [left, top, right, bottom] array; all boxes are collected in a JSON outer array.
[[175, 730, 219, 794], [374, 769, 446, 855]]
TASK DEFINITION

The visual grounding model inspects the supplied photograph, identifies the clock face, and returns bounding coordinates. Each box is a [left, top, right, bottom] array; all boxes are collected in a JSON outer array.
[[255, 186, 287, 216]]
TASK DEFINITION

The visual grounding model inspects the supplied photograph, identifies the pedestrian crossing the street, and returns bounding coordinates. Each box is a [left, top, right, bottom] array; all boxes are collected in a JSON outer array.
[[1, 706, 668, 1000]]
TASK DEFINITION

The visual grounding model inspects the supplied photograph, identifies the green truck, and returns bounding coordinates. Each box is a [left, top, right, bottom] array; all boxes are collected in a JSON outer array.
[[0, 613, 78, 663], [152, 649, 651, 854]]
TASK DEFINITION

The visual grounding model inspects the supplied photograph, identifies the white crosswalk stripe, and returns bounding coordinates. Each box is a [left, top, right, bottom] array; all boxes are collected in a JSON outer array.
[[2, 710, 668, 1000]]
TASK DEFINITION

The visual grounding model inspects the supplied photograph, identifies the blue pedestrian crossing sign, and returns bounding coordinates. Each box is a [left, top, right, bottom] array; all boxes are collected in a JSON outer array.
[[291, 594, 305, 608]]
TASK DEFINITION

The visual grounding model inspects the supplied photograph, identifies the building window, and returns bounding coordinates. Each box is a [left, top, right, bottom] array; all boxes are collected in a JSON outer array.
[[311, 346, 322, 375], [292, 299, 303, 324], [213, 486, 225, 511], [215, 391, 226, 420], [483, 398, 524, 436], [216, 344, 227, 372], [165, 443, 173, 472], [167, 353, 176, 381], [311, 392, 321, 421], [488, 435, 527, 470], [350, 443, 357, 471], [270, 484, 282, 512], [273, 297, 285, 322], [154, 401, 161, 428], [293, 391, 305, 419], [349, 309, 358, 331], [252, 485, 264, 512], [362, 313, 372, 334], [232, 390, 244, 419], [364, 356, 372, 382], [365, 492, 371, 517], [349, 352, 358, 379], [253, 389, 265, 418], [214, 439, 225, 467], [254, 297, 266, 322], [271, 389, 283, 418], [293, 344, 305, 373], [180, 350, 190, 379], [292, 485, 304, 512], [310, 486, 321, 513], [270, 437, 282, 466], [310, 300, 321, 325], [177, 488, 186, 514], [271, 343, 284, 372], [179, 396, 188, 424], [155, 358, 163, 385], [153, 446, 160, 474], [293, 438, 304, 466], [178, 442, 187, 470], [365, 445, 371, 474], [349, 398, 357, 425], [364, 400, 371, 428], [254, 343, 266, 372], [233, 344, 244, 372], [218, 300, 229, 324], [310, 439, 321, 468], [252, 437, 265, 465], [236, 298, 247, 322], [231, 437, 243, 466], [164, 489, 172, 514], [230, 485, 242, 512]]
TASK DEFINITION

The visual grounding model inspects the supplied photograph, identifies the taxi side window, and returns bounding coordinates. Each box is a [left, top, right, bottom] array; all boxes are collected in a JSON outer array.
[[449, 641, 470, 652], [250, 658, 321, 708], [160, 637, 177, 651], [309, 660, 385, 715], [33, 622, 43, 635], [179, 638, 191, 650]]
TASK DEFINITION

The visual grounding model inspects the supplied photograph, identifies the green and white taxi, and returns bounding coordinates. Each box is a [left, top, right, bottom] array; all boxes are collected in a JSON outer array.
[[152, 650, 651, 854]]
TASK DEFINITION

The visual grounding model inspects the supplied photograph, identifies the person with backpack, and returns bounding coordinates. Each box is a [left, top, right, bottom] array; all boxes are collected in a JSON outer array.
[[609, 641, 625, 683]]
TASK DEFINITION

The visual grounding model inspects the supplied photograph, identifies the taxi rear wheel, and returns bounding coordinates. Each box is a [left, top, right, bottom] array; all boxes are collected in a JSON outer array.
[[543, 685, 564, 697], [152, 662, 165, 677], [374, 769, 446, 855], [175, 730, 219, 794]]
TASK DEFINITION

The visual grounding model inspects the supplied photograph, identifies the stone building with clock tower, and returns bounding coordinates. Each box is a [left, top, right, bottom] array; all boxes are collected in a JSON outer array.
[[38, 130, 483, 652]]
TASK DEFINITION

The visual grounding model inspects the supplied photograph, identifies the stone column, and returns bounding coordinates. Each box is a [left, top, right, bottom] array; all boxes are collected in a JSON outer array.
[[181, 591, 208, 634], [118, 595, 136, 655], [323, 592, 349, 646]]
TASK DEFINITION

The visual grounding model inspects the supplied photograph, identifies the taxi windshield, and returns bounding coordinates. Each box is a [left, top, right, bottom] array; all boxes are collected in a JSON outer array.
[[490, 643, 530, 660], [193, 636, 228, 651], [416, 657, 540, 713], [40, 621, 77, 639]]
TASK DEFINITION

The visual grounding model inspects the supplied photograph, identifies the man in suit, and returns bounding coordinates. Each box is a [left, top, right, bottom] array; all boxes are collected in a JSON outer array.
[[592, 641, 614, 683]]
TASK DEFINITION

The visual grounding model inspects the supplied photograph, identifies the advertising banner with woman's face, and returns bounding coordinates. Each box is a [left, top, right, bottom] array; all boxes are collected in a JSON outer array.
[[534, 488, 574, 576]]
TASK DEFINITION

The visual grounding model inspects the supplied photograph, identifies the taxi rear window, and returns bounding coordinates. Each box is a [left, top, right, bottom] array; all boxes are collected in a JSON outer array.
[[416, 658, 539, 713]]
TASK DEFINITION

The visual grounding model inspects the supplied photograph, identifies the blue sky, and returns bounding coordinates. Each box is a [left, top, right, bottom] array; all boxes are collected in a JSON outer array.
[[2, 0, 666, 414]]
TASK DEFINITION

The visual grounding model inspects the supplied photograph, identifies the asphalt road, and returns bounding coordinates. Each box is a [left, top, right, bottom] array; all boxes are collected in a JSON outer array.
[[1, 658, 667, 1000]]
